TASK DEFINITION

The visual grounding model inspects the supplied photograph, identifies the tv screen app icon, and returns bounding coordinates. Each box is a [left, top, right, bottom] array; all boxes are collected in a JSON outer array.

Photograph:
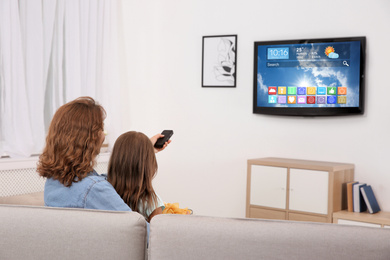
[[288, 87, 297, 95], [327, 87, 337, 95], [338, 87, 347, 95], [287, 96, 296, 104], [317, 87, 327, 95], [278, 96, 287, 104], [297, 96, 306, 104], [278, 87, 286, 95], [268, 87, 277, 95], [338, 96, 347, 104], [317, 96, 326, 104], [307, 87, 316, 95], [297, 87, 306, 95], [268, 96, 277, 103], [327, 96, 337, 104], [307, 96, 316, 104]]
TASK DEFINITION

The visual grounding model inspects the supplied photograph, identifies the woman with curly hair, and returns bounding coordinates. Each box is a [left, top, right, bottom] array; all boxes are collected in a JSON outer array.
[[37, 96, 168, 210]]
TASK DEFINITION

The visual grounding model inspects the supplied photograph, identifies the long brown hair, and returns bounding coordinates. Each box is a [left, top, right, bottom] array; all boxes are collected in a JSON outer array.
[[37, 96, 106, 187], [107, 131, 158, 214]]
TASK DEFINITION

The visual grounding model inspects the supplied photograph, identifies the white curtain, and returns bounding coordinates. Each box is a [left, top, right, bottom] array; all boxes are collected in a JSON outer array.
[[0, 0, 125, 158]]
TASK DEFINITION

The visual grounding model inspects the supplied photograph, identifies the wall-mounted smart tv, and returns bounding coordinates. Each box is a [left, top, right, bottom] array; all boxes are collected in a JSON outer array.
[[253, 36, 366, 116]]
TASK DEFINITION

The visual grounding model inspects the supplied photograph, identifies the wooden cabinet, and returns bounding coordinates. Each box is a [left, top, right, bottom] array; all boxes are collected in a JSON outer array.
[[246, 158, 354, 223]]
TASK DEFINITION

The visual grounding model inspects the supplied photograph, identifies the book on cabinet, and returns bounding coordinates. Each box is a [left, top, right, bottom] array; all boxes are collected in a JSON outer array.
[[361, 185, 380, 214], [353, 183, 367, 213], [347, 181, 358, 212]]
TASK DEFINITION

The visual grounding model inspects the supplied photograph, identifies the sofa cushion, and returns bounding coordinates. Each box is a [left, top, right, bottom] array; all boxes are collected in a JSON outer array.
[[148, 214, 390, 260], [0, 205, 147, 260]]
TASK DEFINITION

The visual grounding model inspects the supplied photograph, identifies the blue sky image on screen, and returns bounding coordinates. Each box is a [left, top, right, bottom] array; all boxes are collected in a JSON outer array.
[[256, 41, 361, 108]]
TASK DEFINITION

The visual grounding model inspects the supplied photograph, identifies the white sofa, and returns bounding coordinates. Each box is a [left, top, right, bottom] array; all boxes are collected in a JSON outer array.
[[1, 193, 390, 260], [149, 214, 390, 259]]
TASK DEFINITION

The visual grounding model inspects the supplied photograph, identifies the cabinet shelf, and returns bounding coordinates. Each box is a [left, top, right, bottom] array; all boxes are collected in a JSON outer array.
[[246, 157, 354, 223], [333, 210, 390, 228]]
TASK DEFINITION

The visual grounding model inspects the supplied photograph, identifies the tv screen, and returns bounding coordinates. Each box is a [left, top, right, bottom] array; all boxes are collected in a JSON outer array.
[[253, 37, 366, 116]]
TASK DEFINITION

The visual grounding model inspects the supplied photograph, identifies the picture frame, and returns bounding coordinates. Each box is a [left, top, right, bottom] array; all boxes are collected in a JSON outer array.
[[202, 35, 237, 88]]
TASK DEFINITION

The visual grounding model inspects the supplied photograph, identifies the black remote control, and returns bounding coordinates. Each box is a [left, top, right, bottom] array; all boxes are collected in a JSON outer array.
[[154, 130, 173, 148]]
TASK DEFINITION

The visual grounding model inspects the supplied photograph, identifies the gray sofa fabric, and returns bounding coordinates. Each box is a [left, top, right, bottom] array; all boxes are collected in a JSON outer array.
[[2, 203, 390, 260], [0, 204, 147, 260], [148, 214, 390, 260]]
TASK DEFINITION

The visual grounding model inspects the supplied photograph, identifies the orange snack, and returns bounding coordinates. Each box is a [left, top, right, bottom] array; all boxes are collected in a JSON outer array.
[[163, 203, 192, 215]]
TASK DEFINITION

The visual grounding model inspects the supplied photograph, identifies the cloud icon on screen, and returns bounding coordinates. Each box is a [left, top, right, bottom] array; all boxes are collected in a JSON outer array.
[[328, 52, 339, 59]]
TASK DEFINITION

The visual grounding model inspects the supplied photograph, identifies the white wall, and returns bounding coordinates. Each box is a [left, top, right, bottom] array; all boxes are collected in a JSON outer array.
[[121, 0, 390, 217]]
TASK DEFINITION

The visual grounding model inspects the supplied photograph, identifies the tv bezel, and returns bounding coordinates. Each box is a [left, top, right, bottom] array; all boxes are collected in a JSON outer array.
[[253, 36, 366, 116]]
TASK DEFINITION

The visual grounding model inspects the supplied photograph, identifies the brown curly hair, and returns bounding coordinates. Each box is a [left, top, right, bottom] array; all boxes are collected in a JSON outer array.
[[107, 131, 158, 217], [37, 96, 106, 187]]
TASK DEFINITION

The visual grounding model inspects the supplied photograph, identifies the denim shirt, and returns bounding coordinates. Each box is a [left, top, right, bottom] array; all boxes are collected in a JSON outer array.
[[44, 170, 131, 211]]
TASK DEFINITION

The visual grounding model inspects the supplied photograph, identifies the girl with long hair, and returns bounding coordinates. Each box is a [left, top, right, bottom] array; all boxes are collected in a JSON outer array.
[[108, 131, 165, 221]]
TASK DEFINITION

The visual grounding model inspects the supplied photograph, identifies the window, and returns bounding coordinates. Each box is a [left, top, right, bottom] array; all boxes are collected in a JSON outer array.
[[0, 0, 127, 158]]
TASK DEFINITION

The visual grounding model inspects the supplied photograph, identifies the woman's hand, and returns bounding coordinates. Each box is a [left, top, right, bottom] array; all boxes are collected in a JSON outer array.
[[150, 133, 171, 153]]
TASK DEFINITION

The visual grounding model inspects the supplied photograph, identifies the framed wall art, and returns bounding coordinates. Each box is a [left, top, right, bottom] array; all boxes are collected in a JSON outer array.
[[202, 35, 237, 88]]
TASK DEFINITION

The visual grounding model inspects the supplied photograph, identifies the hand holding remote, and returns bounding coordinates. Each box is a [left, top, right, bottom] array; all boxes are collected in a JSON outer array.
[[151, 130, 173, 152]]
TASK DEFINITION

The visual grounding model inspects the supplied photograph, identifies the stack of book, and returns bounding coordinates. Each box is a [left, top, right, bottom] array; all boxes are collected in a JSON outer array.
[[347, 181, 381, 214]]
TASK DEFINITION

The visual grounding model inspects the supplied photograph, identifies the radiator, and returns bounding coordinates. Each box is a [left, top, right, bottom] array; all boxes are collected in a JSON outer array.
[[0, 153, 110, 197]]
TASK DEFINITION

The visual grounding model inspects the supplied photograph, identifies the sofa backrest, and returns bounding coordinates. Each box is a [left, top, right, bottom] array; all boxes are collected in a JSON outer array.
[[0, 204, 147, 260], [0, 191, 44, 206], [148, 214, 390, 260]]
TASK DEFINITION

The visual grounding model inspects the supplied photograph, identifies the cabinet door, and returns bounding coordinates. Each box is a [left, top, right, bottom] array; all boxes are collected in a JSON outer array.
[[250, 165, 287, 209], [289, 169, 328, 214]]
